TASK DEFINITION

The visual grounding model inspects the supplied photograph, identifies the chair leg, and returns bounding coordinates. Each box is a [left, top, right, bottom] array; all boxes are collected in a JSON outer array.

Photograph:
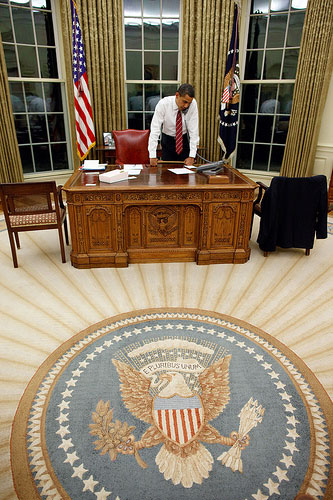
[[7, 231, 19, 268], [264, 251, 268, 257], [305, 248, 310, 256], [14, 232, 20, 249], [63, 217, 69, 245], [57, 226, 66, 263]]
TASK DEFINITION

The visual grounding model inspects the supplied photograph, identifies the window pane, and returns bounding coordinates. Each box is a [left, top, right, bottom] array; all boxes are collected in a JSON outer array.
[[253, 144, 270, 169], [128, 114, 143, 129], [244, 50, 263, 79], [162, 83, 177, 97], [236, 143, 253, 169], [125, 18, 142, 49], [145, 112, 154, 130], [143, 0, 160, 17], [124, 0, 141, 17], [29, 114, 48, 142], [34, 11, 55, 45], [239, 115, 256, 142], [144, 52, 160, 79], [9, 82, 25, 111], [12, 7, 34, 44], [144, 19, 160, 50], [19, 145, 34, 173], [32, 1, 52, 8], [9, 0, 29, 4], [256, 115, 274, 142], [38, 47, 58, 78], [33, 144, 51, 171], [18, 45, 38, 77], [25, 82, 44, 111], [263, 49, 283, 78], [48, 114, 65, 142], [3, 44, 18, 76], [162, 0, 179, 17], [274, 116, 289, 143], [248, 16, 267, 49], [291, 0, 308, 9], [145, 84, 160, 110], [283, 49, 299, 78], [128, 83, 143, 110], [44, 82, 63, 112], [259, 84, 278, 111], [241, 84, 259, 112], [251, 0, 269, 14], [270, 145, 285, 171], [51, 143, 68, 170], [287, 12, 305, 46], [14, 114, 29, 143], [271, 0, 290, 11], [162, 19, 178, 50], [162, 52, 177, 79], [0, 5, 14, 42], [278, 83, 294, 113], [126, 51, 142, 79], [266, 14, 287, 48]]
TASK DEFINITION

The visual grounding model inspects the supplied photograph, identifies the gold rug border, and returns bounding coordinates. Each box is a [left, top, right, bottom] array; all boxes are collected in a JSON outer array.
[[11, 307, 333, 500]]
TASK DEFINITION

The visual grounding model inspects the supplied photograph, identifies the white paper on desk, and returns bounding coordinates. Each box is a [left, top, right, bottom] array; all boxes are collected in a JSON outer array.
[[81, 160, 106, 170], [168, 168, 195, 174], [123, 164, 143, 171], [83, 160, 99, 167], [127, 169, 141, 175]]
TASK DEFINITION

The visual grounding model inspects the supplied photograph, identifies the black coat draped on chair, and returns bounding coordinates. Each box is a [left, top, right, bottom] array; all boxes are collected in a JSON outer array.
[[257, 175, 328, 253]]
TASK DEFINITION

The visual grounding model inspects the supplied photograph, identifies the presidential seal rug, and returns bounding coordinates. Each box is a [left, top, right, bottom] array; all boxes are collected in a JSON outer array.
[[11, 309, 332, 500]]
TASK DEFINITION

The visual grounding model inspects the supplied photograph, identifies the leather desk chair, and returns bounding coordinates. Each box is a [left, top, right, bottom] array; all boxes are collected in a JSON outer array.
[[112, 129, 150, 165]]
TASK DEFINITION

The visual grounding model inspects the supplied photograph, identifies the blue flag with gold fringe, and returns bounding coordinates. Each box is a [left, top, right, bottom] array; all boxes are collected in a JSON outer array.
[[218, 4, 240, 159]]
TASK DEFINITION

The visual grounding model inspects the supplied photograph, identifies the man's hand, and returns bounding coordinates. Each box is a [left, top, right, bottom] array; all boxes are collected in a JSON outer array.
[[150, 158, 158, 166], [184, 157, 195, 166]]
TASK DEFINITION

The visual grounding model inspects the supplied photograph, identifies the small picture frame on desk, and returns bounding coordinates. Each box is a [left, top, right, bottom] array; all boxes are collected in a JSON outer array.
[[103, 132, 114, 147]]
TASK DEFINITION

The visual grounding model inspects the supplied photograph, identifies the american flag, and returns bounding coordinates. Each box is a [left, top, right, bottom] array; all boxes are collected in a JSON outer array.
[[218, 4, 240, 160], [71, 0, 95, 161]]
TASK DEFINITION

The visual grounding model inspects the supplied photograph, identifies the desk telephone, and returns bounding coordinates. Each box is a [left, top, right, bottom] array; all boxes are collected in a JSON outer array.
[[196, 160, 225, 175]]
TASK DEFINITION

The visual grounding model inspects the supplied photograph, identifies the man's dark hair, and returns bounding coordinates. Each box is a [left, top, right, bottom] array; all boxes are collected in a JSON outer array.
[[177, 83, 195, 98]]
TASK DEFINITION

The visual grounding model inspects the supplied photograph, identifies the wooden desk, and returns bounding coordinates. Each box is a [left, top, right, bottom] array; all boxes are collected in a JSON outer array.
[[63, 164, 257, 268]]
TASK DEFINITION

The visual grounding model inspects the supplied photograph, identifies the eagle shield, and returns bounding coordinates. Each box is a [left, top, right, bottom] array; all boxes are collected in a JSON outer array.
[[153, 395, 204, 446]]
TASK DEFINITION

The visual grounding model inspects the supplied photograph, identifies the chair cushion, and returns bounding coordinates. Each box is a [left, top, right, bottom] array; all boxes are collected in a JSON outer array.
[[10, 210, 63, 227]]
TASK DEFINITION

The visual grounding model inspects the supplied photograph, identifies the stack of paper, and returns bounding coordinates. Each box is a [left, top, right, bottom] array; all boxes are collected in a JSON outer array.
[[99, 169, 128, 184], [123, 164, 143, 175], [80, 160, 106, 171]]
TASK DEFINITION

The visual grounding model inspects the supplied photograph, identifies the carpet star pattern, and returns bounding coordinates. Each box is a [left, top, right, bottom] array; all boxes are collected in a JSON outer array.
[[25, 312, 331, 499]]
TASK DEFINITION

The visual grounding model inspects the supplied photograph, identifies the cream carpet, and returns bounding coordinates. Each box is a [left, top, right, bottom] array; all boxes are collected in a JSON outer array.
[[0, 215, 332, 499]]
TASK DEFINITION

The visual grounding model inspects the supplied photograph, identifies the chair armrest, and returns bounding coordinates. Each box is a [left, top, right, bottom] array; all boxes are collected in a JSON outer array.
[[253, 182, 268, 206], [57, 185, 66, 209]]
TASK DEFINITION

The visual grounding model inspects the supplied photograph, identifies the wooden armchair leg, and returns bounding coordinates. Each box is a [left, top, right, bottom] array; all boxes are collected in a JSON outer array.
[[264, 251, 268, 257], [14, 232, 20, 248], [58, 227, 66, 263], [64, 218, 69, 245], [305, 248, 310, 256], [8, 231, 19, 268]]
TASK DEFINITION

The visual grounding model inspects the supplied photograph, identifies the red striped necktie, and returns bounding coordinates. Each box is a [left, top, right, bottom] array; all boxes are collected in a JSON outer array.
[[175, 110, 183, 154]]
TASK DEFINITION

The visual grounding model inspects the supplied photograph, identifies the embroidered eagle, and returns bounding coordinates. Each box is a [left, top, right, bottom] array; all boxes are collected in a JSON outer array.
[[111, 355, 249, 488]]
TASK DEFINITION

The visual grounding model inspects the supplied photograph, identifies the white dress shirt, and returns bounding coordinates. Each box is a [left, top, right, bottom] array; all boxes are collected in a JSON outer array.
[[148, 95, 200, 158]]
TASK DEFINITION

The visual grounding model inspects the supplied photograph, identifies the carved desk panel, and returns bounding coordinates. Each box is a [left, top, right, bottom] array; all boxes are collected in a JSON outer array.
[[63, 164, 257, 268]]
